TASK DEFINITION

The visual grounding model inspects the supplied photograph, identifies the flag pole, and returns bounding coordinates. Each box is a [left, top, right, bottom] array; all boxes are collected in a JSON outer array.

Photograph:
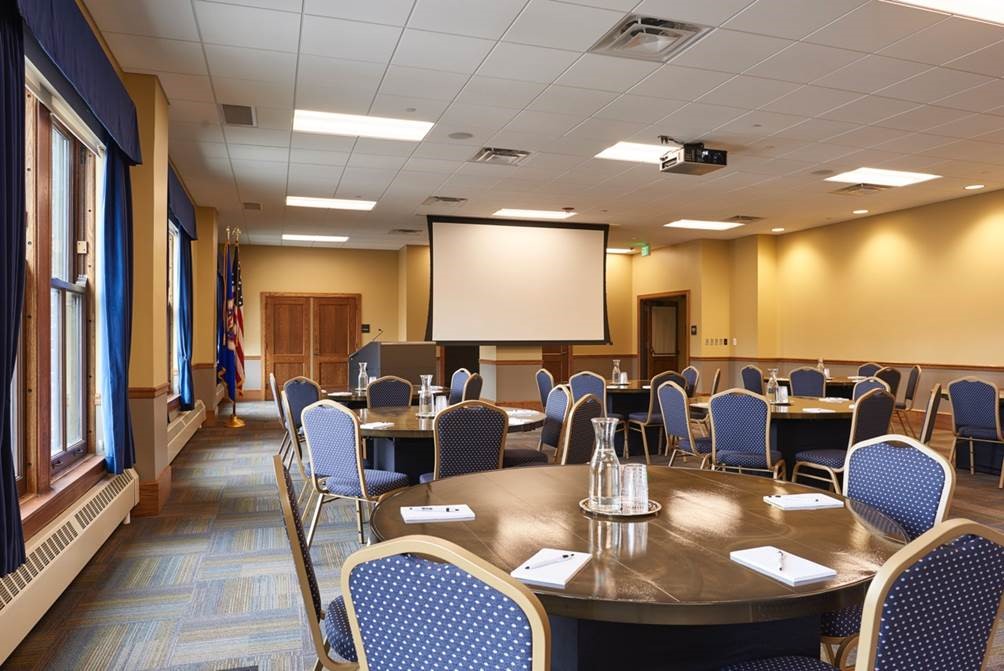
[[226, 227, 246, 428]]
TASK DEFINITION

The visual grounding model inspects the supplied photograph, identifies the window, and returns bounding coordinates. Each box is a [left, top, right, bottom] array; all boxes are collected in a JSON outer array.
[[167, 222, 180, 398], [10, 347, 22, 495]]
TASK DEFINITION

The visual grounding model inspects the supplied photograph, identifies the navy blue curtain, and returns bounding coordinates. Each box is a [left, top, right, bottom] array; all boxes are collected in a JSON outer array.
[[99, 148, 135, 474], [167, 166, 197, 240], [0, 3, 27, 574], [177, 232, 195, 411]]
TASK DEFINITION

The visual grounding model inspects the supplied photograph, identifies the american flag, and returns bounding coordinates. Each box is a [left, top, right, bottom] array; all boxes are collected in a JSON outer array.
[[228, 244, 246, 397]]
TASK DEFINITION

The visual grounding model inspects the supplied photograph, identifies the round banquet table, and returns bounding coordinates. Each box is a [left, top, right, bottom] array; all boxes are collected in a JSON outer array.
[[355, 406, 545, 483], [371, 465, 906, 670], [325, 386, 445, 409]]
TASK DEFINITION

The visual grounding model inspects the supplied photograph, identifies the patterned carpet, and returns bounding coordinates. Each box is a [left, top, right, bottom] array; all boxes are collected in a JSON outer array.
[[8, 401, 1003, 670]]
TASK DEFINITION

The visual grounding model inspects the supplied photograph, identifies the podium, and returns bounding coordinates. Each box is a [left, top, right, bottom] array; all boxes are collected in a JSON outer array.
[[349, 341, 437, 386]]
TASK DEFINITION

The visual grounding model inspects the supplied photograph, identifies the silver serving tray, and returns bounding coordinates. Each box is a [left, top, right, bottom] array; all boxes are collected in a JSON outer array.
[[578, 498, 662, 518]]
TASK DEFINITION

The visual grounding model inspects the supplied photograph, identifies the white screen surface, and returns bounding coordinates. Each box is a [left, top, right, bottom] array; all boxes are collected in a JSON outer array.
[[429, 218, 608, 343]]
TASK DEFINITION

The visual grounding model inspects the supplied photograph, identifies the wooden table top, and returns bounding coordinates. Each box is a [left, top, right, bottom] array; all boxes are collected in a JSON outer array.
[[605, 379, 653, 394], [691, 395, 854, 420], [356, 406, 546, 438], [371, 465, 906, 625]]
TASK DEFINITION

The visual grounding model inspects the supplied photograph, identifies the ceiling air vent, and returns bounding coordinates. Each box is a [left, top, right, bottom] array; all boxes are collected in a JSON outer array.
[[389, 228, 422, 235], [590, 15, 711, 63], [421, 196, 468, 207], [221, 104, 257, 127], [831, 183, 891, 196], [728, 215, 764, 224], [242, 201, 262, 211], [470, 147, 530, 166]]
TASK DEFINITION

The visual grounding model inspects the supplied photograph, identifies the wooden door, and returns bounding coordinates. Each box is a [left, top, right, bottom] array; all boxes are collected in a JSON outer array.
[[542, 344, 572, 383], [638, 292, 689, 379], [264, 296, 309, 399], [312, 296, 361, 389], [648, 304, 679, 375]]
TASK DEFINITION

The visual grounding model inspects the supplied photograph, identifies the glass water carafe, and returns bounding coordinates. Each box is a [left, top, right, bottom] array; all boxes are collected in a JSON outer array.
[[611, 359, 622, 383], [817, 358, 825, 374], [418, 374, 434, 415], [356, 361, 369, 392], [766, 368, 780, 402], [589, 417, 622, 513]]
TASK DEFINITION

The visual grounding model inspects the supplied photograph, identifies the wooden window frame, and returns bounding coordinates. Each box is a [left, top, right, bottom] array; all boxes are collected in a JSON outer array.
[[167, 221, 180, 409]]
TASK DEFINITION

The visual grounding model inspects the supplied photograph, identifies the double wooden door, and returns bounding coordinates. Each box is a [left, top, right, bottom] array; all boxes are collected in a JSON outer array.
[[264, 293, 361, 399]]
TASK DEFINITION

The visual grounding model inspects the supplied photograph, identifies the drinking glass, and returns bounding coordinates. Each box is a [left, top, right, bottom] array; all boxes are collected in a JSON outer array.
[[620, 463, 649, 514]]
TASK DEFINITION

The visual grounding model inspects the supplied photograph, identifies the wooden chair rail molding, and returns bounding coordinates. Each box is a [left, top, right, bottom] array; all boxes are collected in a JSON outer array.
[[571, 353, 637, 359], [689, 356, 1004, 373], [127, 383, 171, 399], [478, 359, 543, 366]]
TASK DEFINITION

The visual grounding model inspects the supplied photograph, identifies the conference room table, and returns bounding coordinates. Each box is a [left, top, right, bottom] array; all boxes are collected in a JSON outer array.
[[325, 385, 447, 409], [355, 406, 545, 483], [371, 465, 907, 670]]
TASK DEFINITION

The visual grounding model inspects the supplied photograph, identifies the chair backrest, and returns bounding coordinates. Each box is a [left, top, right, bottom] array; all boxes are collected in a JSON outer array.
[[875, 367, 901, 398], [272, 454, 357, 669], [903, 365, 922, 404], [301, 400, 366, 495], [569, 371, 607, 409], [539, 384, 571, 450], [740, 365, 764, 394], [642, 370, 685, 421], [948, 377, 1002, 439], [462, 373, 483, 401], [853, 376, 890, 401], [789, 367, 825, 397], [283, 376, 322, 431], [269, 372, 285, 428], [709, 389, 773, 465], [856, 519, 1004, 671], [658, 381, 695, 447], [448, 368, 471, 405], [367, 375, 413, 409], [681, 366, 699, 396], [342, 535, 551, 671], [919, 383, 943, 446], [710, 368, 721, 395], [858, 362, 882, 377], [558, 394, 603, 465], [849, 388, 895, 447], [535, 368, 554, 409], [433, 401, 508, 479], [843, 435, 955, 541]]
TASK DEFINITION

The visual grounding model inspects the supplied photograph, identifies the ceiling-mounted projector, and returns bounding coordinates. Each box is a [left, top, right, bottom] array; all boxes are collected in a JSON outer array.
[[660, 142, 727, 175]]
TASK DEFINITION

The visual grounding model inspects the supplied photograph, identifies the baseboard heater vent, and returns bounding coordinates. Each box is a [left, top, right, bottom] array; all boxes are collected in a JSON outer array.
[[0, 469, 138, 662]]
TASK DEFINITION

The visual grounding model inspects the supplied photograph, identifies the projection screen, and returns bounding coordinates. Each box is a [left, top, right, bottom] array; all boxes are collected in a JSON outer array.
[[426, 216, 609, 344]]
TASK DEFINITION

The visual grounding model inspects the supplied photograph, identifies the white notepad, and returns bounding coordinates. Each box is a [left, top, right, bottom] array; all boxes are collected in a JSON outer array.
[[802, 407, 836, 414], [511, 549, 591, 589], [764, 493, 844, 511], [400, 505, 475, 523], [506, 409, 536, 417], [360, 421, 394, 429], [817, 397, 846, 403], [730, 546, 836, 587], [329, 391, 352, 397]]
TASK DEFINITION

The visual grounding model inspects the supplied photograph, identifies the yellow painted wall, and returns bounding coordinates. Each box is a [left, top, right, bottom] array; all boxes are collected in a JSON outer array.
[[398, 245, 430, 341], [756, 236, 779, 358], [574, 252, 634, 356], [192, 207, 218, 364], [238, 245, 400, 357], [631, 240, 705, 358], [730, 236, 759, 357]]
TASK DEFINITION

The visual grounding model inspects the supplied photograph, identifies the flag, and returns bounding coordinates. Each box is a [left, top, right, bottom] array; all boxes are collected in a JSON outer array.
[[230, 244, 245, 397], [215, 248, 225, 384], [220, 241, 237, 402]]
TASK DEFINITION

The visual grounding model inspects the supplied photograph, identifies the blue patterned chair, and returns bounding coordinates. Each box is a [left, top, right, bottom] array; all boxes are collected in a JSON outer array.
[[627, 370, 684, 464], [270, 373, 292, 465], [342, 535, 551, 671], [504, 384, 571, 468], [948, 377, 1003, 485], [681, 365, 700, 397], [366, 375, 413, 409], [569, 371, 627, 445], [894, 365, 922, 437], [448, 368, 471, 405], [875, 367, 901, 399], [789, 367, 825, 397], [272, 454, 357, 670], [857, 362, 882, 377], [535, 368, 554, 408], [720, 518, 1003, 671], [420, 401, 507, 483], [281, 376, 322, 479], [302, 401, 409, 545], [558, 394, 604, 465], [709, 389, 783, 478], [740, 365, 764, 394], [462, 372, 483, 401], [919, 384, 942, 446], [852, 376, 889, 400], [660, 380, 711, 469], [793, 388, 895, 491]]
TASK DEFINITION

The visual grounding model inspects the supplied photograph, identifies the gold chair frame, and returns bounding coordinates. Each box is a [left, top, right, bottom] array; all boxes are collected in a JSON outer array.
[[740, 364, 764, 394], [627, 371, 680, 464], [851, 376, 889, 399], [893, 365, 922, 437], [555, 393, 603, 465], [538, 384, 572, 456], [918, 383, 942, 446], [709, 388, 784, 479], [787, 366, 826, 397], [660, 380, 710, 469], [430, 400, 508, 480], [534, 368, 555, 408], [568, 370, 628, 451]]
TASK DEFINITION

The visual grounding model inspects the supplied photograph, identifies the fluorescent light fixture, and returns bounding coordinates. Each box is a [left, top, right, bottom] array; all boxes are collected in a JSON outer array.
[[824, 167, 940, 187], [606, 247, 634, 254], [293, 109, 433, 141], [664, 219, 744, 231], [286, 196, 376, 211], [282, 234, 350, 243], [964, 184, 985, 190], [853, 209, 869, 215], [881, 1, 1004, 25], [492, 208, 576, 219], [595, 141, 669, 164], [771, 227, 785, 233]]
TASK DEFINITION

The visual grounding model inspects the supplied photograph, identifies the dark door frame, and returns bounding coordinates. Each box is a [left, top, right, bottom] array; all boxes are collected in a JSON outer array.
[[638, 290, 690, 379]]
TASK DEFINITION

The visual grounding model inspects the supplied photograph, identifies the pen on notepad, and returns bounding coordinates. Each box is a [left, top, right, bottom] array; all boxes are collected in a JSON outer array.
[[777, 550, 785, 572], [524, 554, 575, 571], [414, 506, 457, 512]]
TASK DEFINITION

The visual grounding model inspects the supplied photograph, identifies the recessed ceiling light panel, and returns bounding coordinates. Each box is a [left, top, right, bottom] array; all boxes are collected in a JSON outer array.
[[283, 234, 350, 243], [595, 141, 669, 164], [664, 219, 744, 231], [853, 209, 869, 215], [824, 167, 940, 187], [964, 184, 985, 190], [606, 247, 635, 254], [881, 0, 1004, 25], [493, 208, 576, 220], [286, 196, 376, 211], [293, 109, 433, 141]]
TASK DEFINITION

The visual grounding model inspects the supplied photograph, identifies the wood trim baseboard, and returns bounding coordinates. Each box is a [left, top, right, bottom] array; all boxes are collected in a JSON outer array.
[[479, 359, 543, 366], [689, 355, 1004, 372], [192, 362, 215, 369], [134, 465, 172, 517], [128, 383, 171, 399], [572, 353, 638, 359]]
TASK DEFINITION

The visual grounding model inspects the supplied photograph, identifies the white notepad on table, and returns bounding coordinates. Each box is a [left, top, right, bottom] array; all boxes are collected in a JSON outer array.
[[360, 421, 393, 429], [763, 493, 844, 511], [400, 505, 475, 523], [730, 546, 836, 587], [802, 407, 836, 414], [511, 549, 591, 589], [817, 397, 846, 403], [329, 391, 352, 397]]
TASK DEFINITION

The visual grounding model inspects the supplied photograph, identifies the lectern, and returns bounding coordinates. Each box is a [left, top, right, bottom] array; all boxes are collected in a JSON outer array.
[[348, 341, 437, 386]]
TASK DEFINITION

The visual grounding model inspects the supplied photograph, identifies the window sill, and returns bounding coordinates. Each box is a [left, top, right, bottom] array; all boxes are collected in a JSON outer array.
[[19, 454, 107, 540]]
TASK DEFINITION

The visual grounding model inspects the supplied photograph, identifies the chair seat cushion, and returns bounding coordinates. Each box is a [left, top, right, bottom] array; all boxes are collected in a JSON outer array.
[[325, 596, 358, 662], [628, 412, 662, 424], [680, 436, 712, 455], [957, 425, 1002, 441], [502, 448, 549, 468], [821, 604, 862, 638], [794, 449, 846, 469], [419, 472, 434, 484], [721, 656, 836, 671], [323, 469, 409, 497], [894, 400, 908, 409], [716, 450, 782, 468]]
